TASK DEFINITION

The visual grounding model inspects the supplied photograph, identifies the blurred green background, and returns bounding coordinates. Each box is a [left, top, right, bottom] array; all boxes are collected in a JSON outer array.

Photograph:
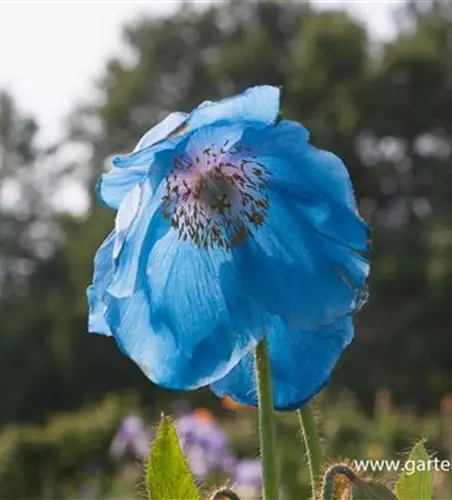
[[1, 0, 452, 498]]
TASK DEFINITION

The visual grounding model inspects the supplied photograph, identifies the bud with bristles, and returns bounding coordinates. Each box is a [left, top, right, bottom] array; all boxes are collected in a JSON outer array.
[[209, 487, 242, 500]]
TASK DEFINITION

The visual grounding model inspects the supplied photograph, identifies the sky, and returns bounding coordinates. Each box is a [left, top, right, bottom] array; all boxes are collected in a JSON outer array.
[[0, 1, 401, 148]]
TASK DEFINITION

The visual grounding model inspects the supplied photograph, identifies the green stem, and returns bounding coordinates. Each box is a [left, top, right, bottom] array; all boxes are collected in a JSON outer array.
[[298, 405, 323, 498], [254, 339, 279, 500]]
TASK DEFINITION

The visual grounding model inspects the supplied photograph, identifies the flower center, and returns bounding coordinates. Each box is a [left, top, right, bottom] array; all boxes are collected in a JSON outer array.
[[161, 141, 270, 250]]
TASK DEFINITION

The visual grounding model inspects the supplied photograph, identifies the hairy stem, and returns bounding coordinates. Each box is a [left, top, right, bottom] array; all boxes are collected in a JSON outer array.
[[298, 405, 323, 497], [255, 339, 279, 500]]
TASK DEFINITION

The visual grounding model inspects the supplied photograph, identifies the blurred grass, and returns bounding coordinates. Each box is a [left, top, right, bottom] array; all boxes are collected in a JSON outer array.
[[1, 390, 451, 499]]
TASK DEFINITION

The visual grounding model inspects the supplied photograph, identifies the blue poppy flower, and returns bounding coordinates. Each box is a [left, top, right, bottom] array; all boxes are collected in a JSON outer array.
[[87, 85, 370, 410]]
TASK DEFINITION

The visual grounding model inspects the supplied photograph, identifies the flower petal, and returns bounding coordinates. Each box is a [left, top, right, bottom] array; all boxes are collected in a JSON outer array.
[[96, 112, 188, 210], [87, 231, 115, 337], [113, 182, 143, 259], [112, 87, 280, 172], [234, 192, 369, 331], [104, 228, 266, 389], [241, 120, 369, 252], [96, 88, 280, 210], [96, 165, 149, 210], [97, 135, 184, 211], [108, 180, 168, 298], [227, 120, 369, 329], [186, 85, 280, 129], [211, 316, 354, 411], [133, 112, 188, 152]]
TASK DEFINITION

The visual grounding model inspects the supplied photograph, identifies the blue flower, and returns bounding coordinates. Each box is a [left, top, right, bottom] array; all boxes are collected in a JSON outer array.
[[87, 85, 370, 410]]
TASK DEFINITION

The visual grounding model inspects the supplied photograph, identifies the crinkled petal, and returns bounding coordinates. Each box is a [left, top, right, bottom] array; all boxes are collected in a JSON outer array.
[[241, 120, 369, 251], [234, 191, 369, 331], [183, 122, 249, 159], [110, 87, 280, 172], [104, 228, 267, 390], [242, 120, 369, 247], [108, 180, 168, 298], [229, 121, 369, 329], [109, 85, 280, 175], [98, 113, 188, 210], [186, 85, 280, 129], [134, 112, 188, 152], [87, 231, 115, 337], [113, 182, 143, 259], [97, 88, 280, 210], [97, 135, 184, 210], [211, 316, 354, 410], [96, 165, 148, 210]]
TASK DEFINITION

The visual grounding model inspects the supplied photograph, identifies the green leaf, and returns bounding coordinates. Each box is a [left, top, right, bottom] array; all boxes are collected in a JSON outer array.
[[351, 479, 397, 499], [395, 440, 433, 500], [146, 416, 200, 500]]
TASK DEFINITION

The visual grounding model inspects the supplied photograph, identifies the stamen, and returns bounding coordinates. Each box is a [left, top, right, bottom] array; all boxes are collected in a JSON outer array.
[[161, 142, 270, 250]]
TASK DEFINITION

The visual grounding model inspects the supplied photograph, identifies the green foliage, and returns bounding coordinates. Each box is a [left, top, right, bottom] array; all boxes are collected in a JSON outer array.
[[146, 416, 199, 500], [0, 395, 449, 499], [395, 441, 433, 500], [0, 396, 126, 499]]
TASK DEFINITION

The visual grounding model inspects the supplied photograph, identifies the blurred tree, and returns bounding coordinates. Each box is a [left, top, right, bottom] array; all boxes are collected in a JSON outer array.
[[0, 94, 68, 422], [0, 93, 56, 291], [347, 6, 452, 408]]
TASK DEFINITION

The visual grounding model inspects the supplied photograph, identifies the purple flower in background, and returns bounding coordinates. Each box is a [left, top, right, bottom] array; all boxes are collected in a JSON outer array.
[[176, 409, 235, 479], [110, 414, 150, 461], [233, 459, 263, 499]]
